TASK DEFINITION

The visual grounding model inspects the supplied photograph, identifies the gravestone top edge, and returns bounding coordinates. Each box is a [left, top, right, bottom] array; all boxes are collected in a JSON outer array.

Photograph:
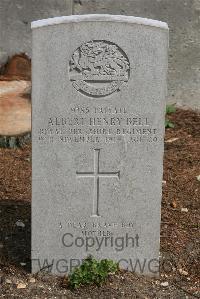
[[31, 14, 168, 30]]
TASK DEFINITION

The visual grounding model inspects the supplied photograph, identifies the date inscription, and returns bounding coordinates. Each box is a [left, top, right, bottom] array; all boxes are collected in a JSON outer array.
[[37, 105, 160, 144]]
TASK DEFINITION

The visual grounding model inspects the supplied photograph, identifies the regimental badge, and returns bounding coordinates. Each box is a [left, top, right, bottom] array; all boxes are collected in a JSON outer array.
[[69, 40, 130, 98]]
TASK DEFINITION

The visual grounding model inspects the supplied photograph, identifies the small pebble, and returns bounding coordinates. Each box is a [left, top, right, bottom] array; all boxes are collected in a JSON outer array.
[[179, 268, 188, 276], [165, 137, 179, 143], [181, 208, 188, 212], [196, 175, 200, 181], [187, 277, 191, 281], [160, 281, 169, 287], [5, 279, 12, 284], [38, 284, 45, 288], [15, 220, 25, 228], [17, 282, 26, 289], [20, 262, 26, 266], [29, 277, 36, 283]]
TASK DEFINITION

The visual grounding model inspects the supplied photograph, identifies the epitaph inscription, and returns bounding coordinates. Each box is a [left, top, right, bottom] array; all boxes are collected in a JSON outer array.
[[69, 40, 130, 97]]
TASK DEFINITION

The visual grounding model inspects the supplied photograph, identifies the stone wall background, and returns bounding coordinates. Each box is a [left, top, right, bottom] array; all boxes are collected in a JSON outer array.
[[0, 0, 73, 65], [0, 0, 199, 109]]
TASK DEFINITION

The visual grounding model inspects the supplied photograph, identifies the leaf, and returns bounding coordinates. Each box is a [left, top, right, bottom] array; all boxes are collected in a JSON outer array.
[[166, 104, 176, 114], [68, 257, 118, 289], [165, 119, 175, 128], [171, 200, 177, 208]]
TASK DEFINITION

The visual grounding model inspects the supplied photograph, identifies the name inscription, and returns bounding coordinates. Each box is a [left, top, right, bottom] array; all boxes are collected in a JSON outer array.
[[37, 105, 159, 144]]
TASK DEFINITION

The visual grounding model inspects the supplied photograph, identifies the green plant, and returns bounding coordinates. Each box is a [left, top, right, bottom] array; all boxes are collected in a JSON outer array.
[[68, 256, 119, 289], [165, 119, 175, 128], [166, 104, 176, 114], [165, 104, 176, 128]]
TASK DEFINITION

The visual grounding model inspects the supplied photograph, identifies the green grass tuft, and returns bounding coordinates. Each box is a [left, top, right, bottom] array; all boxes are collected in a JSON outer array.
[[165, 104, 176, 128]]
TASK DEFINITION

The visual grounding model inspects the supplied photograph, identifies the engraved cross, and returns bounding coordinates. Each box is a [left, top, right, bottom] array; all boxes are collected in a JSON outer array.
[[76, 149, 120, 217]]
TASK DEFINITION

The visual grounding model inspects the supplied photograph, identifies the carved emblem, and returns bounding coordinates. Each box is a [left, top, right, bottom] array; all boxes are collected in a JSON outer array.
[[69, 40, 130, 97]]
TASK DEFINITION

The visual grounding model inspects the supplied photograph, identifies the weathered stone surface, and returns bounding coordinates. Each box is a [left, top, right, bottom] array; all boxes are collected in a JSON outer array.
[[74, 0, 200, 110], [32, 15, 168, 276]]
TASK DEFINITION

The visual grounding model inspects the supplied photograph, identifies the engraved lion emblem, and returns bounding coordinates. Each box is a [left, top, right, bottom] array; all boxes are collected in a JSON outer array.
[[69, 40, 130, 98], [70, 41, 129, 76]]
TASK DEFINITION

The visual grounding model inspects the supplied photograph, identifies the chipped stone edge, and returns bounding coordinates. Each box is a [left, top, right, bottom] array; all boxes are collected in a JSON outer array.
[[31, 14, 168, 30]]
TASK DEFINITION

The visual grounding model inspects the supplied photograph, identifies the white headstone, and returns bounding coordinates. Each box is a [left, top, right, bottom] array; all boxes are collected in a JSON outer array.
[[31, 14, 168, 276]]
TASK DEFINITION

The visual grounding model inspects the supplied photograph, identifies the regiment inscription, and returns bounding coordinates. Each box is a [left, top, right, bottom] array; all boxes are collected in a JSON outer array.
[[37, 105, 159, 145]]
